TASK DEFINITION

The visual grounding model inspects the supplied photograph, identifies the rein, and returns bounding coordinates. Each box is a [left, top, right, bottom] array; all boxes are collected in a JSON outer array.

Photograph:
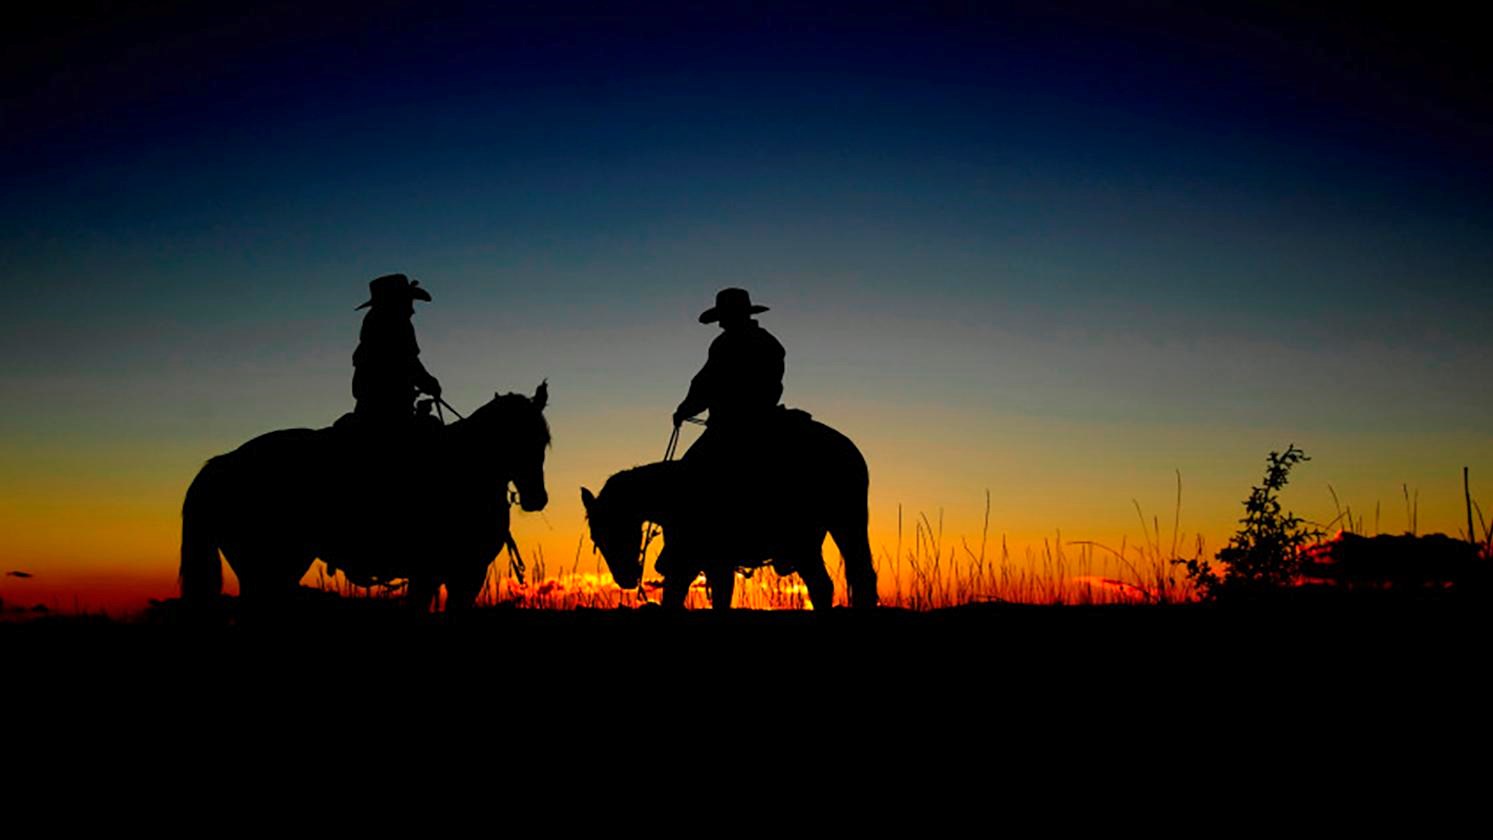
[[433, 394, 527, 585], [635, 422, 691, 603], [432, 396, 465, 422]]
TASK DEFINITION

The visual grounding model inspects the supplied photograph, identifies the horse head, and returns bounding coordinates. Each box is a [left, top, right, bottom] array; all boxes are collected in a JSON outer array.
[[580, 480, 644, 590], [465, 381, 550, 512]]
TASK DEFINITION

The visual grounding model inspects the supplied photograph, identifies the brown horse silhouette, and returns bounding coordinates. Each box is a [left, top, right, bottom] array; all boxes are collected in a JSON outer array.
[[582, 409, 877, 610], [180, 384, 550, 612]]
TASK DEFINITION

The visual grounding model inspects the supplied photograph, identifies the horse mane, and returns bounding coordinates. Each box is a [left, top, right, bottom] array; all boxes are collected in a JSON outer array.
[[595, 461, 684, 513], [457, 391, 551, 447], [604, 461, 680, 491]]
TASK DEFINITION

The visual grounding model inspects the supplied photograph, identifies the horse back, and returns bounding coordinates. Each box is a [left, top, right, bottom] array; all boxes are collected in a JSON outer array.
[[793, 415, 869, 491], [230, 427, 326, 456], [197, 427, 331, 508]]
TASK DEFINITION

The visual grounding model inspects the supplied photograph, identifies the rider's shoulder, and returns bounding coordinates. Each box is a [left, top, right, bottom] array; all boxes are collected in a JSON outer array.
[[760, 325, 785, 353], [748, 323, 785, 357], [712, 322, 783, 353]]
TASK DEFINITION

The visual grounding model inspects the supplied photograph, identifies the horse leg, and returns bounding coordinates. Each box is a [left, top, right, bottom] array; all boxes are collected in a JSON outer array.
[[442, 562, 488, 612], [792, 546, 835, 610], [230, 546, 306, 618], [656, 544, 693, 609], [661, 571, 694, 609], [407, 575, 439, 613], [831, 510, 879, 608], [705, 564, 736, 611]]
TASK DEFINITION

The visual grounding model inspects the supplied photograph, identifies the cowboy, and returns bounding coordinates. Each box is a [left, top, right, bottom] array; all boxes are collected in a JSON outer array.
[[351, 273, 442, 426], [674, 288, 785, 433], [664, 288, 790, 577]]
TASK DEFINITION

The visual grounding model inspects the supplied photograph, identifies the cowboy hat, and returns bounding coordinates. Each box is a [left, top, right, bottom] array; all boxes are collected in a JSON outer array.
[[699, 287, 769, 323], [356, 273, 432, 310]]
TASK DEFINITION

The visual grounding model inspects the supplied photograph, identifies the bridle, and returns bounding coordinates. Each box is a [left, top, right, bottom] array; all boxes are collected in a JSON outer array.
[[632, 419, 703, 602]]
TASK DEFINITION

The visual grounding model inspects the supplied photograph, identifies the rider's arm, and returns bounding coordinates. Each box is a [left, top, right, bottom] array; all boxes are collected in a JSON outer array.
[[402, 320, 441, 397], [675, 339, 723, 424], [675, 365, 711, 425], [412, 357, 441, 398]]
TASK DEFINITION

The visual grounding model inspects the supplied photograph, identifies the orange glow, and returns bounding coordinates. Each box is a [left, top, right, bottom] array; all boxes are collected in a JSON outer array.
[[1069, 576, 1152, 603], [4, 418, 1489, 614]]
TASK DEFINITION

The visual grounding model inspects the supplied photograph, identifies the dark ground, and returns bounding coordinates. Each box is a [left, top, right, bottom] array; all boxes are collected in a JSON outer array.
[[8, 594, 1487, 695], [5, 596, 1488, 807]]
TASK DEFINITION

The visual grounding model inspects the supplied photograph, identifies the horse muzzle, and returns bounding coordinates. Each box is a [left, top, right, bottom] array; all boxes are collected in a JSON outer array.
[[609, 567, 641, 590], [517, 488, 548, 512]]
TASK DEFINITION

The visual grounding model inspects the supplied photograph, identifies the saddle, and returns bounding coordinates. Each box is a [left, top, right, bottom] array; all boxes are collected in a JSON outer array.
[[681, 406, 811, 466], [675, 406, 818, 572], [331, 401, 445, 440], [319, 408, 446, 586]]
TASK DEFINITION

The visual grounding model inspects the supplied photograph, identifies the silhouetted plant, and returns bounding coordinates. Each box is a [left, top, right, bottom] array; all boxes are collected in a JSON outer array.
[[1177, 445, 1322, 599]]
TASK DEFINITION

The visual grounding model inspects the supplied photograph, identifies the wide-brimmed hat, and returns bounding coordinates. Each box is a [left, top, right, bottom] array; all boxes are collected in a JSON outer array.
[[699, 287, 769, 324], [356, 273, 432, 310]]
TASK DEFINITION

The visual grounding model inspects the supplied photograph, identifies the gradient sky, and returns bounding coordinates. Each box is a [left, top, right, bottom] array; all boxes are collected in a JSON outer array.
[[3, 2, 1491, 611]]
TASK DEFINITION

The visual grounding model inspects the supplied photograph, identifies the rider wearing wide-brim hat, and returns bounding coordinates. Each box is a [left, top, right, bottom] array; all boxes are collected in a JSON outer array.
[[673, 288, 784, 431], [665, 288, 789, 576], [352, 273, 442, 426]]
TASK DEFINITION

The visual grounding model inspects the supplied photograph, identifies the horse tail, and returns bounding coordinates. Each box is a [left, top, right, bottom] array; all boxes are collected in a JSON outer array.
[[828, 426, 878, 608], [834, 492, 879, 608], [179, 457, 226, 604]]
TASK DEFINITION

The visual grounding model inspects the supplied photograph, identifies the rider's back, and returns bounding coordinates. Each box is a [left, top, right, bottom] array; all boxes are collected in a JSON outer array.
[[692, 321, 785, 426]]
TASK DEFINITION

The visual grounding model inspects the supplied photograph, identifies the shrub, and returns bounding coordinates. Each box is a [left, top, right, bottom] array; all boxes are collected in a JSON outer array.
[[1178, 445, 1322, 599]]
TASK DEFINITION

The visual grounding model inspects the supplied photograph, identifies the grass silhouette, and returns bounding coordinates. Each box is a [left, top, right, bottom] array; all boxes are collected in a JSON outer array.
[[294, 457, 1490, 611], [296, 486, 1205, 610]]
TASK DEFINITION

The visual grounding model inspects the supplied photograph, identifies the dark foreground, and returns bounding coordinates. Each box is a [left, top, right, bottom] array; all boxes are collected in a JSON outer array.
[[9, 593, 1487, 689], [6, 595, 1489, 801]]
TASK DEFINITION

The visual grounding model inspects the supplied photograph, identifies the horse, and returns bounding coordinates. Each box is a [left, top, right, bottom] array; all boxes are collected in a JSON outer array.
[[179, 383, 550, 612], [580, 410, 878, 610]]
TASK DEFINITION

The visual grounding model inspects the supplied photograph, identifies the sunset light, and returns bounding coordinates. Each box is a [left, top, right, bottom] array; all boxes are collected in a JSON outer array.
[[2, 5, 1489, 620]]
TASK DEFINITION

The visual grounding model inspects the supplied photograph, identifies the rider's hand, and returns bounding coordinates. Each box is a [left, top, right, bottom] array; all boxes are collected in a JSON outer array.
[[427, 377, 442, 399], [672, 408, 687, 428]]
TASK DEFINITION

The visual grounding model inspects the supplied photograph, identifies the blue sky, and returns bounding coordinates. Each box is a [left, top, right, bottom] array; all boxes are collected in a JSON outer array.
[[3, 3, 1490, 606]]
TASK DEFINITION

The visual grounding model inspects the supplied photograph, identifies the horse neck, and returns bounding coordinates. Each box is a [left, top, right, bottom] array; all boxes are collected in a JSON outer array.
[[611, 462, 681, 526], [441, 412, 517, 488]]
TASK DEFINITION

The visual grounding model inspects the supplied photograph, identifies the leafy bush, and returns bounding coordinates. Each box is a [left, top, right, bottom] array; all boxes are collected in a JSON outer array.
[[1178, 445, 1323, 599]]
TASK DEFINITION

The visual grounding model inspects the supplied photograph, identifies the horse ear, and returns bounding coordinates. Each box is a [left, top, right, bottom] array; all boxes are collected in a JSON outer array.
[[580, 487, 595, 510], [534, 379, 548, 410]]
